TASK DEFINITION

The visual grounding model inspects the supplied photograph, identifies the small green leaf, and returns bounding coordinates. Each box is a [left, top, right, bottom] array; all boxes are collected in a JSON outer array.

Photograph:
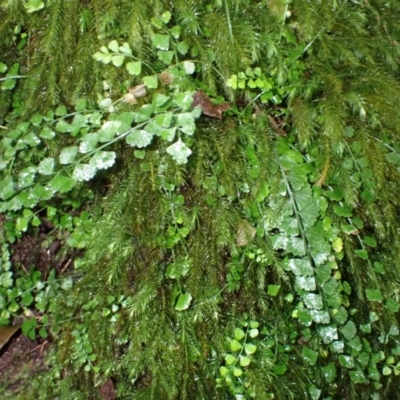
[[30, 113, 43, 126], [363, 236, 377, 247], [152, 34, 170, 50], [366, 289, 383, 302], [267, 284, 280, 296], [332, 238, 343, 253], [152, 93, 170, 107], [98, 120, 122, 142], [134, 150, 145, 159], [233, 367, 243, 377], [234, 328, 245, 341], [309, 386, 321, 400], [176, 41, 189, 55], [339, 354, 354, 368], [126, 61, 142, 75], [126, 129, 153, 148], [119, 42, 132, 55], [48, 175, 76, 193], [22, 292, 34, 306], [21, 319, 37, 337], [230, 339, 242, 352], [354, 249, 368, 260], [59, 146, 79, 164], [175, 293, 192, 311], [249, 321, 259, 329], [1, 271, 13, 287], [143, 75, 159, 89], [73, 164, 97, 181], [382, 366, 392, 376], [89, 151, 116, 170], [170, 25, 181, 39], [340, 320, 357, 340], [321, 363, 337, 383], [302, 347, 318, 366], [157, 51, 174, 64], [249, 328, 259, 338], [39, 327, 48, 339], [227, 74, 238, 89], [24, 0, 44, 13], [16, 217, 28, 232], [373, 262, 385, 274], [23, 133, 41, 147], [174, 92, 194, 110], [225, 354, 236, 365], [111, 55, 125, 67], [239, 356, 251, 367], [79, 133, 99, 153], [39, 126, 56, 139], [38, 158, 55, 175], [244, 343, 257, 355], [151, 17, 163, 29], [55, 105, 67, 117], [386, 299, 399, 313], [161, 11, 171, 23], [333, 204, 352, 218], [108, 40, 119, 52], [349, 370, 367, 384], [55, 119, 72, 133], [166, 139, 192, 164], [0, 62, 7, 73]]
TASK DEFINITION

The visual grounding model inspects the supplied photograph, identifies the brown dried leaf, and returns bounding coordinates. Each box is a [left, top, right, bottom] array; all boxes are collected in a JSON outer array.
[[124, 84, 147, 104], [159, 71, 174, 86], [0, 325, 21, 350], [129, 84, 147, 98], [124, 93, 137, 105], [99, 378, 116, 400], [191, 91, 230, 119], [236, 220, 256, 247]]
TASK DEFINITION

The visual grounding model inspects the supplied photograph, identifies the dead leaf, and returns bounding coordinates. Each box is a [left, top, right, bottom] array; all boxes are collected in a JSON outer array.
[[191, 91, 230, 119], [99, 378, 116, 400], [124, 84, 147, 104], [236, 220, 256, 247], [159, 71, 174, 86], [268, 115, 286, 136], [0, 325, 22, 350], [124, 93, 137, 105]]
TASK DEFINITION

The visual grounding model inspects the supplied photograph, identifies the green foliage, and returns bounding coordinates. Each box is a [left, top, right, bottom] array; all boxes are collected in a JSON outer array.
[[2, 1, 400, 399]]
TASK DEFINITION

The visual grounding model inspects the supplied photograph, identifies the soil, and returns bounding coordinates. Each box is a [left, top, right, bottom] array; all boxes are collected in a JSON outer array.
[[0, 221, 73, 395], [0, 220, 117, 399]]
